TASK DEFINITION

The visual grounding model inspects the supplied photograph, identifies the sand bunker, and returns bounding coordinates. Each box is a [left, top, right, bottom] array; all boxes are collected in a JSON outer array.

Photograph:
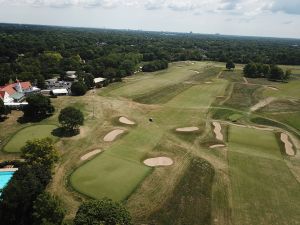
[[212, 122, 223, 141], [280, 133, 295, 156], [210, 144, 226, 149], [243, 77, 248, 84], [103, 129, 125, 142], [143, 157, 174, 167], [119, 117, 135, 125], [250, 97, 275, 112], [249, 126, 274, 131], [205, 81, 212, 84], [266, 86, 278, 91], [80, 149, 102, 161], [176, 127, 199, 132]]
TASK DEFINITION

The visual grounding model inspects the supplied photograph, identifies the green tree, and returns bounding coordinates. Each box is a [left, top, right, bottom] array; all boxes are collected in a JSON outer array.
[[21, 138, 59, 169], [243, 63, 257, 78], [283, 69, 292, 80], [71, 81, 88, 96], [74, 198, 132, 225], [58, 106, 84, 133], [23, 94, 54, 119], [32, 192, 66, 225], [226, 60, 235, 70], [269, 65, 284, 80]]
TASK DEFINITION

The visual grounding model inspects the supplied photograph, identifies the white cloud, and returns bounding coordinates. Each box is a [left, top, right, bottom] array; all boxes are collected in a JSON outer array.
[[1, 0, 300, 16]]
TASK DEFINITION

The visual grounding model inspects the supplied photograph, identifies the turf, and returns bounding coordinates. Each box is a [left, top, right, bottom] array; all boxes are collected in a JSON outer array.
[[228, 126, 300, 225], [263, 80, 300, 100], [3, 124, 58, 153]]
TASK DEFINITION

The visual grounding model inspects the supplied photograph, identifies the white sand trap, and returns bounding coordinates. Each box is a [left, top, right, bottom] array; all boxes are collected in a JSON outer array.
[[176, 127, 199, 132], [205, 81, 212, 84], [143, 157, 174, 167], [243, 77, 248, 84], [249, 126, 274, 131], [119, 116, 135, 125], [212, 122, 223, 141], [80, 149, 102, 161], [266, 86, 278, 91], [280, 133, 295, 156], [250, 97, 275, 112], [210, 144, 226, 149], [104, 129, 125, 142]]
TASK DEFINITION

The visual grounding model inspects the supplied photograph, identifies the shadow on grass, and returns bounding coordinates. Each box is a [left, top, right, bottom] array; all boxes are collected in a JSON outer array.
[[52, 127, 79, 138]]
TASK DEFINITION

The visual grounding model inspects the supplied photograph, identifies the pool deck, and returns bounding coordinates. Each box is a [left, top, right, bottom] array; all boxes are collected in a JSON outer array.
[[0, 168, 18, 172]]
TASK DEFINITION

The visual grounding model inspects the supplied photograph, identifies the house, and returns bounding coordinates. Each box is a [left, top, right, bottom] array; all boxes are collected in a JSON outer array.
[[94, 77, 107, 88], [51, 89, 69, 96], [0, 81, 35, 104]]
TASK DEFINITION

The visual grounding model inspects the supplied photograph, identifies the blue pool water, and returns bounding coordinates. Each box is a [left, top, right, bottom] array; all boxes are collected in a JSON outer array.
[[0, 171, 14, 190]]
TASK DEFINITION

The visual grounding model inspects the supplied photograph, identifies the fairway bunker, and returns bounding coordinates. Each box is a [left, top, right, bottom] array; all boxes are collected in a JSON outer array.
[[210, 144, 226, 149], [205, 81, 212, 84], [176, 127, 199, 132], [280, 133, 295, 156], [80, 149, 102, 161], [119, 116, 135, 125], [250, 97, 275, 112], [103, 129, 125, 142], [266, 86, 279, 91], [143, 157, 174, 167], [212, 122, 223, 141]]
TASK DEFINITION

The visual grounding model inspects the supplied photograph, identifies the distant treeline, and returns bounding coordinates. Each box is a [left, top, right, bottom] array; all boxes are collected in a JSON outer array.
[[1, 23, 300, 86], [142, 60, 168, 72]]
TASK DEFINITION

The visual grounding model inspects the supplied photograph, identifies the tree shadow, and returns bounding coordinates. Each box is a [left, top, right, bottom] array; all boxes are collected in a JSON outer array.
[[17, 116, 45, 124], [52, 127, 79, 138]]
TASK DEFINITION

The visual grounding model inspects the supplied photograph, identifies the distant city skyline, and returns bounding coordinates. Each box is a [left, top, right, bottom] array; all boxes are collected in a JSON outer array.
[[0, 0, 299, 39]]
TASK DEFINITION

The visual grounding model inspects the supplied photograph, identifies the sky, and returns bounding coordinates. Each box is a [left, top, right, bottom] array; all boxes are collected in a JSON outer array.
[[0, 0, 300, 38]]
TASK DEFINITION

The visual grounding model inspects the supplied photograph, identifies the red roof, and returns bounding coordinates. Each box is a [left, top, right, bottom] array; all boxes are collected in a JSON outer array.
[[0, 82, 32, 96], [0, 91, 5, 100]]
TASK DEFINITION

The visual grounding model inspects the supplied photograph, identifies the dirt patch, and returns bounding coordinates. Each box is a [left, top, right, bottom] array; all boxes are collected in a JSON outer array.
[[209, 144, 226, 149], [250, 97, 275, 112], [280, 133, 295, 156], [119, 116, 135, 125], [212, 122, 223, 141], [103, 129, 125, 142], [176, 127, 199, 132], [143, 157, 174, 167], [80, 149, 102, 161]]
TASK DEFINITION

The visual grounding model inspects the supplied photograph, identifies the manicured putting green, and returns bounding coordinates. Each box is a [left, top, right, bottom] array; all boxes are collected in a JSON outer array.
[[3, 125, 58, 153], [228, 126, 300, 225]]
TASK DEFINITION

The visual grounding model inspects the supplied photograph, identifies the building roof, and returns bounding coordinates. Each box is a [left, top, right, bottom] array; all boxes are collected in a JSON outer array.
[[52, 89, 69, 94], [0, 82, 32, 96], [94, 77, 106, 83]]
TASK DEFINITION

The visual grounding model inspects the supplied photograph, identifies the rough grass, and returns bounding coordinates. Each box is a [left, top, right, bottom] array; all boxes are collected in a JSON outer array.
[[148, 157, 215, 225], [223, 82, 260, 110], [3, 124, 58, 153], [263, 80, 300, 100], [228, 126, 300, 225]]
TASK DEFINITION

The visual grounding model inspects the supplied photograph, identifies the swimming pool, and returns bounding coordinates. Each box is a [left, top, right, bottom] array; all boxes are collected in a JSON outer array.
[[0, 171, 14, 190]]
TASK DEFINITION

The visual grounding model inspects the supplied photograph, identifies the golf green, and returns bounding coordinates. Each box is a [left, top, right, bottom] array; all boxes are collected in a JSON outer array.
[[3, 124, 58, 153]]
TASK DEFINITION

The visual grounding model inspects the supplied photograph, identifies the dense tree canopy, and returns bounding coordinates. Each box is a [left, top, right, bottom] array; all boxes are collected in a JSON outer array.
[[0, 138, 60, 225], [226, 60, 235, 70], [22, 94, 54, 119], [1, 23, 300, 87], [74, 198, 132, 225], [58, 106, 84, 133], [32, 192, 66, 225], [71, 81, 88, 96]]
